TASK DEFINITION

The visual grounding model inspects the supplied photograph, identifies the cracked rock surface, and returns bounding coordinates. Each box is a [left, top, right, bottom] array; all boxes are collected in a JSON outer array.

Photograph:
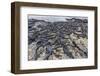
[[28, 16, 88, 61]]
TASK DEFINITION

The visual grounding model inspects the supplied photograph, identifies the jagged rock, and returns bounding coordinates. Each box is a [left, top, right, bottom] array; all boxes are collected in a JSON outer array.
[[28, 17, 88, 60]]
